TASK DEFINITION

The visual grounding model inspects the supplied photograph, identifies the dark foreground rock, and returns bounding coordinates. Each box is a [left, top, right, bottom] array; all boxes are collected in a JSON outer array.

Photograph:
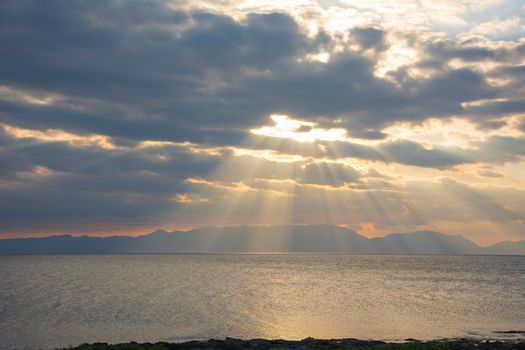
[[63, 337, 525, 350]]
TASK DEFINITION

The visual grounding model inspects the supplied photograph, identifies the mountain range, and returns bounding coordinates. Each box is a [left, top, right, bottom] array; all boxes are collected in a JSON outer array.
[[0, 225, 524, 255]]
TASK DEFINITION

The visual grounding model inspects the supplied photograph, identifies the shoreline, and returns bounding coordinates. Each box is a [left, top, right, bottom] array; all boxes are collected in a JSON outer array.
[[64, 337, 525, 350]]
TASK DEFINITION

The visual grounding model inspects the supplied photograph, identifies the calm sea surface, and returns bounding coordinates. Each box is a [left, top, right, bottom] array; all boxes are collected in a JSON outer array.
[[0, 254, 524, 349]]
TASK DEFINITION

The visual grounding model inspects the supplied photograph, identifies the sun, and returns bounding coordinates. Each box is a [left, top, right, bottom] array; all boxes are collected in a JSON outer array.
[[250, 114, 348, 143]]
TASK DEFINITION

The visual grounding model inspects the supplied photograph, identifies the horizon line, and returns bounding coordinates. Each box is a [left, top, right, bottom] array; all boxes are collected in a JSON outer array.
[[1, 224, 523, 248]]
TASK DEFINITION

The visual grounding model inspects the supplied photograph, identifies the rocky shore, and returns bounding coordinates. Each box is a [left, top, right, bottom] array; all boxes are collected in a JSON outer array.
[[65, 337, 525, 350]]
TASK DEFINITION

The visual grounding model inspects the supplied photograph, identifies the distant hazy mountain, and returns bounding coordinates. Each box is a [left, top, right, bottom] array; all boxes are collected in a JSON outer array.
[[0, 225, 523, 255], [369, 231, 482, 255], [484, 240, 525, 255]]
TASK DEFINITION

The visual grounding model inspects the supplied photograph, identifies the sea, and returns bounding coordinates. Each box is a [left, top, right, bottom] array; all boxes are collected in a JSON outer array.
[[0, 254, 524, 349]]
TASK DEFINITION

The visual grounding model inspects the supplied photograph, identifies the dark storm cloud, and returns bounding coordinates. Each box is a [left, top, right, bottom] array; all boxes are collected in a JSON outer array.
[[0, 0, 517, 144], [0, 129, 226, 230], [0, 130, 221, 177], [325, 140, 469, 168], [492, 64, 525, 79], [351, 27, 386, 51], [0, 96, 249, 145], [0, 0, 524, 236], [420, 39, 525, 69], [220, 54, 497, 135], [424, 40, 500, 62], [0, 0, 314, 139], [464, 99, 525, 117], [244, 133, 525, 169]]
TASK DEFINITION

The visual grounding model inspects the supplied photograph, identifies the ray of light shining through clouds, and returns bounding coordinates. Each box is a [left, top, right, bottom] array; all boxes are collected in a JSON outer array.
[[0, 0, 524, 245], [1, 1, 525, 349]]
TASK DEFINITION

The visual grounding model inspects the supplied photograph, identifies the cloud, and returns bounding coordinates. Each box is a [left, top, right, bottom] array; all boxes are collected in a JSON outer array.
[[477, 169, 503, 177], [461, 16, 523, 39], [351, 27, 386, 51], [0, 0, 524, 241], [1, 1, 520, 143]]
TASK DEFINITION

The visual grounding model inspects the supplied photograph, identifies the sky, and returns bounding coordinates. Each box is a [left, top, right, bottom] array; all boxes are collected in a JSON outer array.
[[0, 0, 524, 245]]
